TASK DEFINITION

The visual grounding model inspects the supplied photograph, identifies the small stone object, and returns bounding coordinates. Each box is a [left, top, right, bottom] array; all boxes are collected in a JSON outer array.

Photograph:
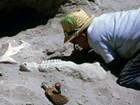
[[111, 92, 120, 100], [26, 102, 34, 105], [0, 73, 3, 76], [19, 62, 30, 72], [19, 62, 39, 72]]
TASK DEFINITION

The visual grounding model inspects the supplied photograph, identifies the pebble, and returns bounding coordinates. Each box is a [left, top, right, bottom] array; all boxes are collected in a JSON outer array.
[[98, 92, 102, 96], [127, 101, 132, 105], [77, 100, 83, 105], [111, 93, 120, 99], [26, 102, 34, 105], [0, 73, 3, 76]]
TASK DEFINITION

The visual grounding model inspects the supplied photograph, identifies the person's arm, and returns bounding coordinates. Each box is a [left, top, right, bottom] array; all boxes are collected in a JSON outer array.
[[107, 54, 127, 69], [92, 42, 127, 74], [105, 54, 128, 77], [108, 57, 123, 68]]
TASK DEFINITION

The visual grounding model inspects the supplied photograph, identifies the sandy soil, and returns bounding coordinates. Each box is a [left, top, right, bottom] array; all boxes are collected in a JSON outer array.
[[0, 0, 140, 105]]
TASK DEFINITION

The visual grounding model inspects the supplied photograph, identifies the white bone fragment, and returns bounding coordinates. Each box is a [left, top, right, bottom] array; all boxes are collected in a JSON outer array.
[[0, 40, 30, 64]]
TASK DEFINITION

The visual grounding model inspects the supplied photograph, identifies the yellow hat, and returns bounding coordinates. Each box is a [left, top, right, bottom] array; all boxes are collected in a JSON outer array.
[[61, 8, 94, 43]]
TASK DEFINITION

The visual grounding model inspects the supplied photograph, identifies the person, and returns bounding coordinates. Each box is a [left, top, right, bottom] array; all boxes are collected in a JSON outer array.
[[60, 8, 140, 90]]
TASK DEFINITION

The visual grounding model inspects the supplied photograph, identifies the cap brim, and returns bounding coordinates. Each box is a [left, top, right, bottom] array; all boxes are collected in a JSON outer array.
[[64, 32, 78, 43], [64, 15, 94, 43]]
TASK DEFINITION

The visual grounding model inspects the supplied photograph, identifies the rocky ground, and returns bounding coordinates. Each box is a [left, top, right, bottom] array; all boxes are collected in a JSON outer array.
[[0, 0, 140, 105]]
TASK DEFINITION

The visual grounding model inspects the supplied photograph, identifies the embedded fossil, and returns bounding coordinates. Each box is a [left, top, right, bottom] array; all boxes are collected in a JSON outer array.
[[0, 40, 30, 64]]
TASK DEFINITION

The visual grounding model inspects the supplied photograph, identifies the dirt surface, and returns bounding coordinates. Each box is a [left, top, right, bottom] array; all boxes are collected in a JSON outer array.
[[0, 0, 140, 105]]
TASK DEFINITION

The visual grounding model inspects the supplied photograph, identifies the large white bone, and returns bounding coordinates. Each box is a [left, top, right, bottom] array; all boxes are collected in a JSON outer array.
[[20, 59, 107, 81], [0, 40, 30, 64]]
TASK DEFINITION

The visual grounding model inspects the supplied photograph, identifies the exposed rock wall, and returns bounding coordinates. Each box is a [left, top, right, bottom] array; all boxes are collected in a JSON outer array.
[[0, 0, 140, 38], [0, 0, 68, 16], [20, 0, 68, 16], [0, 0, 69, 37], [0, 0, 140, 105]]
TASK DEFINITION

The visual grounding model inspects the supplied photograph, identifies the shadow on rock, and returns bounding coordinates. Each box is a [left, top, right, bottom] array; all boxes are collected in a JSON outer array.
[[0, 5, 50, 37], [49, 49, 127, 78]]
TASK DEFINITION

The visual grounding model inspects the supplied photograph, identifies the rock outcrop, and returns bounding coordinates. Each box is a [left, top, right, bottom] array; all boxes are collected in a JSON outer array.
[[0, 0, 140, 105], [0, 0, 67, 16]]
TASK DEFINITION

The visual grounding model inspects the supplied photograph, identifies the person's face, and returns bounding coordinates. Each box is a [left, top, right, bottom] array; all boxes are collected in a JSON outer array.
[[70, 31, 91, 51]]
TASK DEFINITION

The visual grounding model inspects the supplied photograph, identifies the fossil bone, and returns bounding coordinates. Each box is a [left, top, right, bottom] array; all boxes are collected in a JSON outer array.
[[0, 40, 30, 64]]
